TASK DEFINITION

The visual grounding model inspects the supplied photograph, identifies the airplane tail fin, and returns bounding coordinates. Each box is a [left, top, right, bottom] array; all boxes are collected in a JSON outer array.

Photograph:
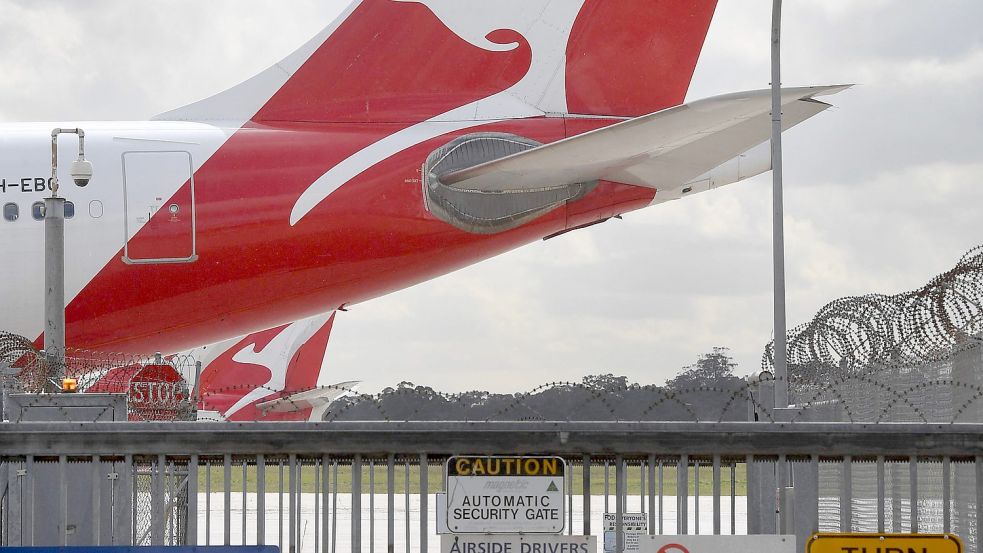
[[155, 0, 718, 124], [190, 312, 354, 421]]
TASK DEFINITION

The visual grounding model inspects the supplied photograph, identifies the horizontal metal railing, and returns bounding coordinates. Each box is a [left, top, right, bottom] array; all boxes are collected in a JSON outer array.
[[0, 422, 981, 552], [2, 421, 983, 455]]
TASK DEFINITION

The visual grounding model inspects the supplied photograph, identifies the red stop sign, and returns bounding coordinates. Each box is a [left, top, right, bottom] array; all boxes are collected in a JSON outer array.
[[127, 363, 188, 420]]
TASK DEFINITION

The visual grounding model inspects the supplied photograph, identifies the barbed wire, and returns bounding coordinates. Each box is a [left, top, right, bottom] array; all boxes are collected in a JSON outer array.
[[2, 245, 980, 424], [762, 243, 983, 422], [0, 336, 197, 421]]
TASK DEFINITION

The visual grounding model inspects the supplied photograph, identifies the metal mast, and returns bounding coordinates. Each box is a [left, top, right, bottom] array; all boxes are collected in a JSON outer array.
[[771, 0, 789, 408]]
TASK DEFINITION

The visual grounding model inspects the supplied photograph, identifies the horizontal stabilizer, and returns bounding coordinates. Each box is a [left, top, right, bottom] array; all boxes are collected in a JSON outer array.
[[441, 86, 850, 196], [254, 380, 360, 413]]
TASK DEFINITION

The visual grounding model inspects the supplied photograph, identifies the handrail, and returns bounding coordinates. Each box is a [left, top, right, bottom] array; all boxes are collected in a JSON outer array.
[[1, 421, 981, 456]]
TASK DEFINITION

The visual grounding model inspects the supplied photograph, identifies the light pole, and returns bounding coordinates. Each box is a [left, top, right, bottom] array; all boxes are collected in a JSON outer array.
[[770, 0, 790, 409], [46, 128, 92, 390]]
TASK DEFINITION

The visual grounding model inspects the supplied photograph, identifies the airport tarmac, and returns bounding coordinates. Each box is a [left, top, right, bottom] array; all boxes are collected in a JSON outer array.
[[193, 493, 748, 552]]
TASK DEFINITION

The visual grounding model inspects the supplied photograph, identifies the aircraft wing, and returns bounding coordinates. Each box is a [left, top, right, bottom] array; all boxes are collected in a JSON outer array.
[[440, 86, 850, 197], [254, 380, 360, 421], [254, 380, 360, 413]]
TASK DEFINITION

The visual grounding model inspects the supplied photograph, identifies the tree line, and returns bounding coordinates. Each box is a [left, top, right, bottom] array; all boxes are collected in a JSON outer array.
[[325, 347, 750, 422]]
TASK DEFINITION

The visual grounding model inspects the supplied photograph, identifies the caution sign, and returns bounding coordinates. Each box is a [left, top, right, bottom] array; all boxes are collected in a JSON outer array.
[[445, 455, 566, 534], [807, 534, 963, 553]]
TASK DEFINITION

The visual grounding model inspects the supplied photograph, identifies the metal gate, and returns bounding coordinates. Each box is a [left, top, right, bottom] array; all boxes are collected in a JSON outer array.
[[0, 422, 980, 553]]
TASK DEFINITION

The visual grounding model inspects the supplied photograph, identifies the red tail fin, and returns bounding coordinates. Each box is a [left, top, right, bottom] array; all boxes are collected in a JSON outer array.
[[193, 313, 339, 421], [565, 0, 718, 116], [157, 0, 717, 124]]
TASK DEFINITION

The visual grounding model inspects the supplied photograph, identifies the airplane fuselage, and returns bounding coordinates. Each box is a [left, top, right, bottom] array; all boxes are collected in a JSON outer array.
[[0, 117, 654, 354]]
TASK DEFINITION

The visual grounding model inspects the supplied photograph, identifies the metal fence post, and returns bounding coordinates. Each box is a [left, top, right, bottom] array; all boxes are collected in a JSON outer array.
[[118, 455, 133, 545], [678, 455, 688, 534], [288, 454, 296, 553], [257, 454, 265, 546], [24, 455, 34, 546], [648, 455, 656, 535], [241, 460, 247, 546], [58, 455, 68, 546], [976, 456, 982, 548], [568, 459, 574, 535], [188, 455, 198, 546], [876, 456, 885, 533], [404, 460, 410, 553], [4, 460, 14, 546], [332, 461, 339, 553], [583, 455, 592, 536], [353, 455, 362, 553], [712, 455, 721, 535], [370, 459, 376, 553], [224, 454, 233, 547], [321, 454, 329, 553], [792, 456, 819, 548], [694, 459, 700, 535], [604, 461, 610, 514], [841, 456, 852, 532], [616, 455, 625, 553], [278, 460, 284, 549], [92, 455, 102, 545], [658, 461, 664, 535], [420, 453, 428, 553], [746, 454, 758, 534], [910, 457, 918, 533], [730, 461, 737, 535], [153, 454, 166, 546], [943, 456, 951, 534], [387, 455, 395, 553]]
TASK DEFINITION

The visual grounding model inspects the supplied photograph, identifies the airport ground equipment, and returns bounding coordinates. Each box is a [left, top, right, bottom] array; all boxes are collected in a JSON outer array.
[[0, 421, 981, 553]]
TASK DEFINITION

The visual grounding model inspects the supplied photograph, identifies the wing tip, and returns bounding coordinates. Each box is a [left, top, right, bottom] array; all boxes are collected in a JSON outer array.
[[805, 84, 854, 98]]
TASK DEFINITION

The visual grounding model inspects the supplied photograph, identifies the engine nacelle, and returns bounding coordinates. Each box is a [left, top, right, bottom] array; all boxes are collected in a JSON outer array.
[[423, 133, 594, 234]]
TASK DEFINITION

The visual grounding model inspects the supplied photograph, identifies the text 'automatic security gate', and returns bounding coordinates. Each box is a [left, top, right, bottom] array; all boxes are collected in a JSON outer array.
[[1, 422, 981, 553]]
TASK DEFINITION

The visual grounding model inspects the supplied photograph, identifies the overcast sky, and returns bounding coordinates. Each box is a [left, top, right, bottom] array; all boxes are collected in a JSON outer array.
[[1, 1, 981, 394]]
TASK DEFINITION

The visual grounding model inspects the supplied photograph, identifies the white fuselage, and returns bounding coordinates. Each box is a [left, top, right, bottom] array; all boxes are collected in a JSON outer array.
[[0, 121, 233, 340]]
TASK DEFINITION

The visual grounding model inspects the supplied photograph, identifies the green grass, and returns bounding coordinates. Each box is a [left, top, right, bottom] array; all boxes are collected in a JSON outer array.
[[196, 461, 747, 496]]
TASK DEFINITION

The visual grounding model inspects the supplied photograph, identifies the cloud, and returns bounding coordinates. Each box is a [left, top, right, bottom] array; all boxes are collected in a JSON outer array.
[[0, 0, 342, 120]]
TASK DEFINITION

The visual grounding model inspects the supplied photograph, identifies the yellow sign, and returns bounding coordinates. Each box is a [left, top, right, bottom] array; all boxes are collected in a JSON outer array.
[[447, 455, 564, 477], [807, 534, 962, 553]]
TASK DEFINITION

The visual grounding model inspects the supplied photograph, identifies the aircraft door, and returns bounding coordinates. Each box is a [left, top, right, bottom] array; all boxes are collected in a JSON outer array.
[[122, 151, 197, 264]]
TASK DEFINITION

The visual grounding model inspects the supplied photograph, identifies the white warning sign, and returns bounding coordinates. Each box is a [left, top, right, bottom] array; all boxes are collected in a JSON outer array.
[[603, 513, 648, 552], [445, 455, 566, 534]]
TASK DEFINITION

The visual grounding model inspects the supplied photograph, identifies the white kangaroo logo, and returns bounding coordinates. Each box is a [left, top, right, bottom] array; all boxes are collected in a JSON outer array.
[[289, 0, 586, 226], [223, 313, 332, 416]]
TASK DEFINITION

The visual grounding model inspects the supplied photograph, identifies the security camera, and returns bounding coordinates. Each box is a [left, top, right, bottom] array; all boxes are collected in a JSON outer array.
[[71, 158, 93, 187]]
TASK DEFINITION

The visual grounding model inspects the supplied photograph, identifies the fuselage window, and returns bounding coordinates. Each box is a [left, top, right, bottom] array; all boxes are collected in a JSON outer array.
[[2, 203, 17, 222], [29, 201, 74, 220]]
